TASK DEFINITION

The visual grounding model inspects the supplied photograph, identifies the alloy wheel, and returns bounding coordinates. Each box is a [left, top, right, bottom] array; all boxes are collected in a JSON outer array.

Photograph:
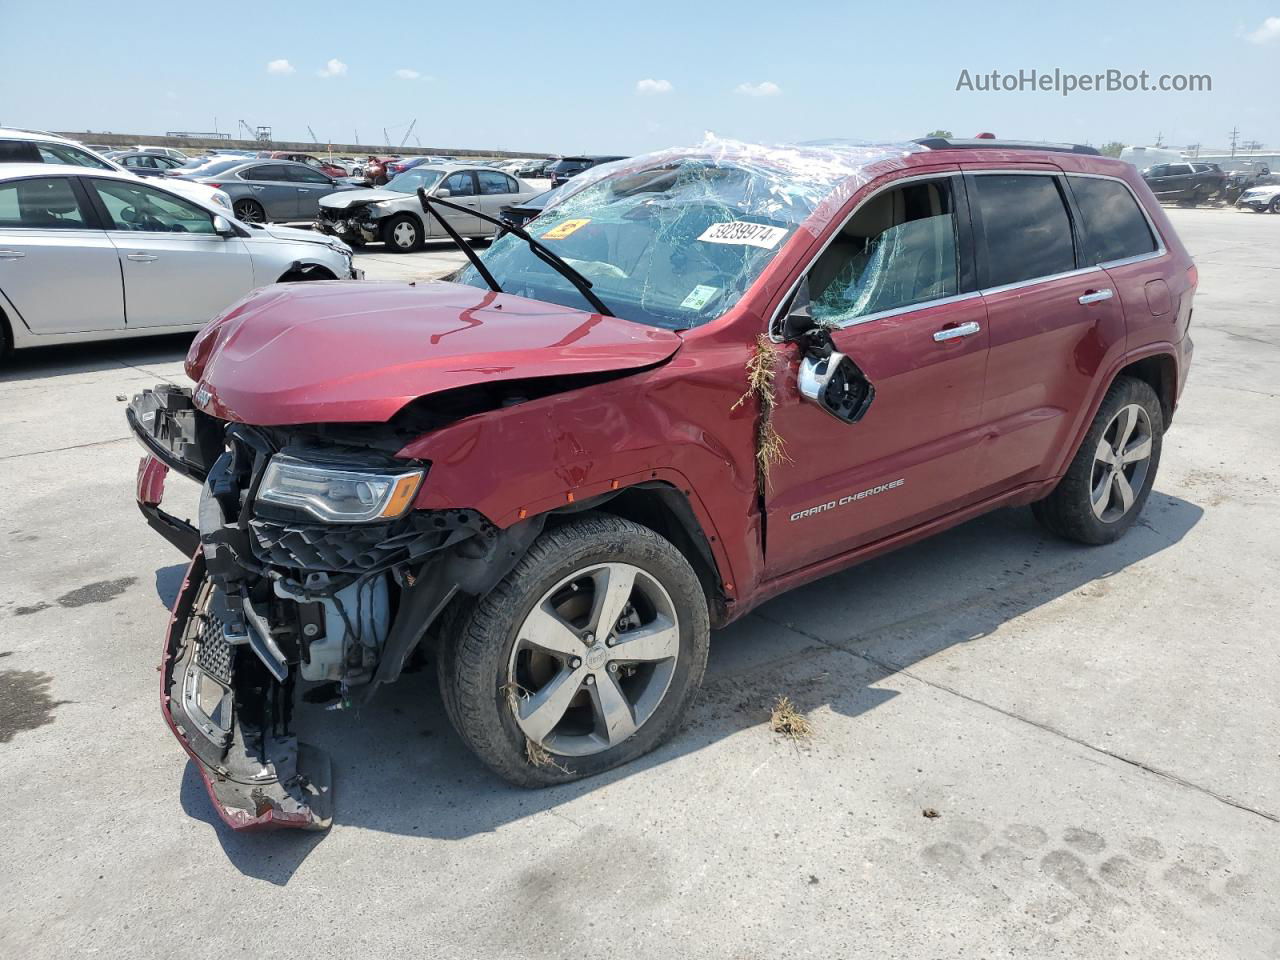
[[1090, 403, 1154, 523], [506, 562, 680, 758], [233, 201, 263, 223]]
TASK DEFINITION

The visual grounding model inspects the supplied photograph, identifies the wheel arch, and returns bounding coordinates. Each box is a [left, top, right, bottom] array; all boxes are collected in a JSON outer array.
[[1116, 352, 1177, 427], [276, 262, 338, 283], [573, 482, 728, 623], [0, 301, 12, 356]]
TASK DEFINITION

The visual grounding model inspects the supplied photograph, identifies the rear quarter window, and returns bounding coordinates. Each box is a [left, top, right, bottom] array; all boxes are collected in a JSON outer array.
[[1067, 176, 1158, 265]]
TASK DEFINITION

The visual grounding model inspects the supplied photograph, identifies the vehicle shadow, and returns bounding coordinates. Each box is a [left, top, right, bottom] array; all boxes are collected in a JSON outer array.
[[0, 335, 193, 384], [173, 489, 1203, 884]]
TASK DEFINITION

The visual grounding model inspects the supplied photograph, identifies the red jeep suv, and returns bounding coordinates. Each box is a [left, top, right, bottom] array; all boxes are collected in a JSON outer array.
[[129, 137, 1195, 830]]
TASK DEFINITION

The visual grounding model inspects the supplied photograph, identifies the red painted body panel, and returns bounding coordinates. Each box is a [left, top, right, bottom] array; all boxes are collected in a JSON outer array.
[[184, 281, 682, 425], [765, 295, 990, 577]]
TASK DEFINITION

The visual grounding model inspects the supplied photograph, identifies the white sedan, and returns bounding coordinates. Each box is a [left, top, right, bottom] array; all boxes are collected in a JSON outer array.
[[0, 165, 357, 354]]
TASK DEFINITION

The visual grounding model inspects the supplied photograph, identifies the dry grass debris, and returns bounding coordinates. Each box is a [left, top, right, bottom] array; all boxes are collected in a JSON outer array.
[[769, 695, 814, 740], [733, 335, 790, 491]]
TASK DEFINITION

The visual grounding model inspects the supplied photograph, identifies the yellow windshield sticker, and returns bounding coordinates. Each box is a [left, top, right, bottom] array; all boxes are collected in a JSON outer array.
[[542, 218, 591, 240]]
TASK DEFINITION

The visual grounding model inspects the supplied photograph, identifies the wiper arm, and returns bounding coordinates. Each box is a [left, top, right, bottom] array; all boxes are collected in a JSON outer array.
[[416, 189, 614, 317]]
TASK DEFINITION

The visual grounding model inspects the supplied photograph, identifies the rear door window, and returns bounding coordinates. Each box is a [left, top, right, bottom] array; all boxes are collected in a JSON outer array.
[[1067, 176, 1158, 265], [969, 174, 1077, 288], [478, 170, 517, 195], [242, 164, 289, 182], [0, 177, 92, 229], [284, 164, 331, 183]]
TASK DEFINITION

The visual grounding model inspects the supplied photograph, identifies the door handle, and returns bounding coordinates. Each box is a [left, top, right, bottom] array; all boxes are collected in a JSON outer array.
[[0, 249, 25, 260], [1078, 288, 1114, 305], [933, 321, 981, 342], [127, 253, 158, 262]]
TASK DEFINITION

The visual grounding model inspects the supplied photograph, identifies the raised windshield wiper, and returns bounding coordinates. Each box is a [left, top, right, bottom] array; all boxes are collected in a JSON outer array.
[[416, 188, 614, 317]]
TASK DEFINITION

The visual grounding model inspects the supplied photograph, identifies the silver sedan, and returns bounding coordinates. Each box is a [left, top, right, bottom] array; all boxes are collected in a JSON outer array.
[[316, 164, 540, 251], [180, 159, 360, 224]]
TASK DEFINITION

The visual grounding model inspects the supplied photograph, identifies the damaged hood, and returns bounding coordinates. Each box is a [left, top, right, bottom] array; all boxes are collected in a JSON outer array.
[[185, 280, 682, 425], [319, 188, 407, 210]]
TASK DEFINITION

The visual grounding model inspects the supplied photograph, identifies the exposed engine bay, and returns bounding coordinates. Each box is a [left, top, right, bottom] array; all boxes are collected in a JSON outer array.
[[130, 384, 536, 829]]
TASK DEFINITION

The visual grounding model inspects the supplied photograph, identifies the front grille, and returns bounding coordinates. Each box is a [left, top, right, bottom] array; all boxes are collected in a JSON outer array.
[[249, 509, 492, 574], [194, 612, 232, 685]]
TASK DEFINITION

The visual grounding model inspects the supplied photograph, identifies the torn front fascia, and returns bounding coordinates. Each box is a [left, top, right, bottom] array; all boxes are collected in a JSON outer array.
[[162, 551, 333, 831], [168, 424, 520, 829]]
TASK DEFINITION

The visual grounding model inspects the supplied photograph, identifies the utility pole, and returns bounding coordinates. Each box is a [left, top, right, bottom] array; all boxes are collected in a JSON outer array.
[[1154, 131, 1164, 148], [383, 128, 391, 150], [1228, 126, 1240, 157]]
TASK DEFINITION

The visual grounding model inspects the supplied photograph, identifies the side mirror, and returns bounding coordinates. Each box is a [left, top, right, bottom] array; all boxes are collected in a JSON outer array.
[[778, 276, 815, 341], [212, 215, 234, 236], [797, 349, 875, 424], [435, 187, 452, 198]]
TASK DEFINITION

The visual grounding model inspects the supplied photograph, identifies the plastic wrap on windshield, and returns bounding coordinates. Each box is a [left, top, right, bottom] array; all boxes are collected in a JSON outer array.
[[543, 135, 927, 238], [462, 136, 927, 329]]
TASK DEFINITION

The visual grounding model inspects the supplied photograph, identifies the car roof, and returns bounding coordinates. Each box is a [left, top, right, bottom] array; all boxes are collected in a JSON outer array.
[[0, 162, 141, 184], [0, 127, 67, 143]]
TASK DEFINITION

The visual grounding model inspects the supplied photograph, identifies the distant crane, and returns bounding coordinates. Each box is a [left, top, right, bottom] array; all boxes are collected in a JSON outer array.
[[398, 119, 417, 149], [307, 125, 320, 145]]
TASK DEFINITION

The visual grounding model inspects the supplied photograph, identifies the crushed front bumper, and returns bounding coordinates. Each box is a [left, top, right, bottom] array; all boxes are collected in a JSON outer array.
[[128, 385, 518, 831], [161, 552, 333, 830]]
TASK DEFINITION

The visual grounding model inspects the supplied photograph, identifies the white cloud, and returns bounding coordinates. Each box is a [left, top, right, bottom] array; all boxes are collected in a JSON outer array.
[[635, 78, 673, 95], [1246, 16, 1280, 43], [266, 59, 295, 75], [735, 81, 781, 97], [394, 68, 421, 80], [317, 58, 348, 78]]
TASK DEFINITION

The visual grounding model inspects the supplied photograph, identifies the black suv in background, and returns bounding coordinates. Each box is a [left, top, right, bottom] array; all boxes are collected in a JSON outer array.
[[1142, 161, 1225, 205], [548, 154, 628, 187]]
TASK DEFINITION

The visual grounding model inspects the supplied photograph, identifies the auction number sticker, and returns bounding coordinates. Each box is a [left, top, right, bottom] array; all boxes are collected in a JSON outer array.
[[542, 218, 590, 240], [697, 221, 789, 249]]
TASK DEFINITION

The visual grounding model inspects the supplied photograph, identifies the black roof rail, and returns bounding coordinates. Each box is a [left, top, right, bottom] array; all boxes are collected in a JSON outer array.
[[914, 137, 1101, 156]]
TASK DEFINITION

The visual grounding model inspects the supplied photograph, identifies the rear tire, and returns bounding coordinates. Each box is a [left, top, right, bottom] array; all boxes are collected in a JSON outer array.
[[232, 199, 265, 224], [1270, 197, 1280, 214], [438, 515, 710, 787], [382, 214, 422, 252], [1031, 376, 1163, 545]]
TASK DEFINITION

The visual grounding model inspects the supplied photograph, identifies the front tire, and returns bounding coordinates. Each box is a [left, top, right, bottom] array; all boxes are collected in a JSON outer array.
[[1032, 376, 1163, 545], [382, 214, 422, 252], [438, 515, 710, 787]]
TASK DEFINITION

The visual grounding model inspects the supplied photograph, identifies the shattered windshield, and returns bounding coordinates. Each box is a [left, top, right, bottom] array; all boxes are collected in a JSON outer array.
[[454, 140, 920, 329], [385, 168, 445, 194]]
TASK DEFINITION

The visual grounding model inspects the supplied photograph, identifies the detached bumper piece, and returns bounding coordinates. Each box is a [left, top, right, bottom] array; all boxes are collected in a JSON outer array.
[[162, 553, 333, 831]]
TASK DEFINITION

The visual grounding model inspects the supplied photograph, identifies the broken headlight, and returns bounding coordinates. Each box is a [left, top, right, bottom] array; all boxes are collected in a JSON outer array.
[[256, 456, 423, 523]]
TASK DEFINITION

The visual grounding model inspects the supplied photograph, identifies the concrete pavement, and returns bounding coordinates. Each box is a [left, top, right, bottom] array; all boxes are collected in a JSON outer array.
[[1, 208, 1277, 959]]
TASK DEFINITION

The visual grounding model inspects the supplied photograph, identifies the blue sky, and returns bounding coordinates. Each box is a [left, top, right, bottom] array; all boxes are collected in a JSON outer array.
[[1, 0, 1276, 155]]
